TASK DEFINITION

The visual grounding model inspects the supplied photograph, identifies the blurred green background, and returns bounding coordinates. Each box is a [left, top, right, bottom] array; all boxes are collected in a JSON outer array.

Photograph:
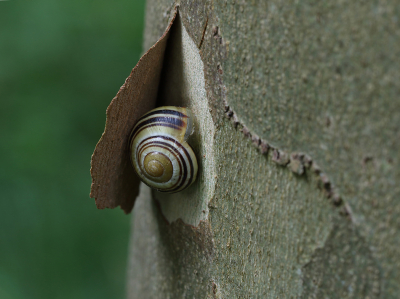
[[0, 0, 145, 298]]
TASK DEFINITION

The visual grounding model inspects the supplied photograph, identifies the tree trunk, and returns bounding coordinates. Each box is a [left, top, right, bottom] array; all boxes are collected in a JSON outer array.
[[127, 1, 400, 298]]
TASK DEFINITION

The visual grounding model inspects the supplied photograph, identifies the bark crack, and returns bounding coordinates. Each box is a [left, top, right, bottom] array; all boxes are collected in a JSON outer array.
[[208, 24, 353, 218], [198, 16, 208, 49], [222, 95, 353, 220]]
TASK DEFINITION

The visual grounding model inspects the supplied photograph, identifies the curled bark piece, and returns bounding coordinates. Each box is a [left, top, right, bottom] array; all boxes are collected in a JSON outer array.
[[90, 7, 178, 213]]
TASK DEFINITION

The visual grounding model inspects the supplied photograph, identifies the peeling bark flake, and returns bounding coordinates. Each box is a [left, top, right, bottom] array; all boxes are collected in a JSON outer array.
[[89, 7, 178, 213]]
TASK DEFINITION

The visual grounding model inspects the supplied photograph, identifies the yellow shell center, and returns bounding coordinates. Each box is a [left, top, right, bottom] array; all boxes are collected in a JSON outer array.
[[143, 152, 173, 183], [145, 159, 164, 177]]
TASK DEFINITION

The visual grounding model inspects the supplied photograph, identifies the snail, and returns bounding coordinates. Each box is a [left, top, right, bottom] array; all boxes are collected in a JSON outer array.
[[130, 106, 198, 193]]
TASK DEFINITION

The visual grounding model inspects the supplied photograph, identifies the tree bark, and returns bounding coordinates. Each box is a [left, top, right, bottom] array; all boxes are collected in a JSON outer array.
[[127, 1, 400, 298]]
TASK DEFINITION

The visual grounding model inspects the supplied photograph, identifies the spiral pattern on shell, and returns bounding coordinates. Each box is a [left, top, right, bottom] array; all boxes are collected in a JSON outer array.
[[130, 106, 198, 193]]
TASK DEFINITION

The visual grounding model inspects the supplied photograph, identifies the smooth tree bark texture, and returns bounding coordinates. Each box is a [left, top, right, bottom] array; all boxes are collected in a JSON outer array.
[[127, 1, 400, 298]]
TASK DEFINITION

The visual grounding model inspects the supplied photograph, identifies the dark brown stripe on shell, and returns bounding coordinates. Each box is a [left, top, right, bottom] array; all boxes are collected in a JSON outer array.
[[130, 122, 182, 147], [143, 141, 187, 192], [137, 143, 182, 190], [154, 136, 194, 192], [137, 135, 193, 192], [129, 116, 185, 145], [138, 109, 188, 121], [140, 140, 188, 192]]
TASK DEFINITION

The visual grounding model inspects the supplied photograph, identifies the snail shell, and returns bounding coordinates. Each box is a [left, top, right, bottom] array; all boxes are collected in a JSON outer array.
[[130, 106, 198, 193]]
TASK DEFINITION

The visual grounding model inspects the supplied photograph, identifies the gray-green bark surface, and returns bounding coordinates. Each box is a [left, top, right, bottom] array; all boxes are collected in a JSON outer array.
[[127, 1, 400, 298]]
